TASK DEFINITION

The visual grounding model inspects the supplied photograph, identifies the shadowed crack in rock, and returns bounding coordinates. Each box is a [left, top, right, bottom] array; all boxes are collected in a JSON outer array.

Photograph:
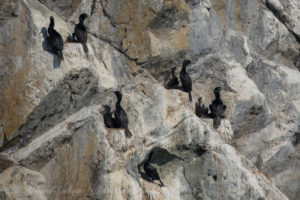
[[183, 164, 198, 200], [87, 30, 145, 66], [90, 0, 97, 16], [149, 147, 180, 166], [148, 5, 187, 30], [99, 0, 129, 28], [265, 0, 300, 43], [0, 68, 98, 152]]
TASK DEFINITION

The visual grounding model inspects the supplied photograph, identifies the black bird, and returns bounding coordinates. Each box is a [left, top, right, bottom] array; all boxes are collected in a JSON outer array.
[[165, 67, 179, 89], [143, 152, 164, 187], [195, 97, 208, 117], [73, 13, 88, 53], [114, 91, 132, 138], [102, 105, 116, 128], [180, 60, 192, 102], [47, 16, 64, 61], [209, 87, 226, 129]]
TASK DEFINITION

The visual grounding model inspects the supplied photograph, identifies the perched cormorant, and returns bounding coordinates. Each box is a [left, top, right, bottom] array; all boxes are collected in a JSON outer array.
[[165, 67, 179, 89], [180, 60, 192, 102], [73, 13, 88, 53], [102, 105, 116, 128], [195, 97, 208, 117], [143, 152, 164, 187], [114, 91, 132, 138], [209, 87, 226, 129], [47, 16, 64, 60]]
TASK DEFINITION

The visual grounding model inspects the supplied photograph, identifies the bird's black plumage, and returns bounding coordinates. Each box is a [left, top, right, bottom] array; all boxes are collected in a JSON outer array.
[[180, 60, 192, 102], [102, 105, 116, 128], [195, 97, 209, 118], [114, 91, 132, 138], [47, 16, 64, 60], [143, 152, 164, 187], [209, 87, 226, 129], [73, 13, 88, 53], [165, 67, 179, 89]]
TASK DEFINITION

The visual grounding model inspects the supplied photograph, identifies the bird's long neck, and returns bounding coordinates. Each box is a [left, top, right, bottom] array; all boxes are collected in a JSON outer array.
[[116, 96, 122, 108], [49, 19, 54, 29], [198, 98, 202, 104], [79, 18, 85, 25], [171, 68, 176, 77], [215, 92, 220, 100], [181, 66, 186, 73]]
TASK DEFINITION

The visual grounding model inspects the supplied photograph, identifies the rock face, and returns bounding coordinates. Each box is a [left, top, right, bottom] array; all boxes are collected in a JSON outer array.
[[0, 0, 299, 199]]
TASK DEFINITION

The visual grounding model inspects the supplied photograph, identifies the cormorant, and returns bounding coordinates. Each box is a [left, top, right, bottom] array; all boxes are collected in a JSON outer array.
[[165, 67, 179, 89], [102, 105, 116, 128], [47, 16, 64, 61], [180, 60, 192, 102], [209, 87, 226, 129], [143, 152, 164, 187], [114, 91, 132, 138], [195, 97, 208, 117], [73, 13, 88, 53]]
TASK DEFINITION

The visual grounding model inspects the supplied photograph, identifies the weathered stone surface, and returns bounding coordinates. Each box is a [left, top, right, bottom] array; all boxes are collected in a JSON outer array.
[[0, 166, 46, 200], [0, 0, 299, 199]]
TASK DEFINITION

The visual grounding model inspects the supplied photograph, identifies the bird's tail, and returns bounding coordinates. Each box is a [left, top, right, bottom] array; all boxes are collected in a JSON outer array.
[[188, 91, 192, 102], [213, 117, 221, 129], [82, 43, 89, 54], [159, 179, 164, 187], [125, 128, 132, 138], [58, 51, 64, 61]]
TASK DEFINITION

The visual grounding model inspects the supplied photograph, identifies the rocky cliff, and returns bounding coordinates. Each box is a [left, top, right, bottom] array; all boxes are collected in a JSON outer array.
[[0, 0, 299, 199]]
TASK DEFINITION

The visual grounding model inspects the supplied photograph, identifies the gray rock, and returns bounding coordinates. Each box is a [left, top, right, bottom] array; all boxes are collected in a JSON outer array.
[[0, 166, 47, 200], [0, 0, 299, 199]]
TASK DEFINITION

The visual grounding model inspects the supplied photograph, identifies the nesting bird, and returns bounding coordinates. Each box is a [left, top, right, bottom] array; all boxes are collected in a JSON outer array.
[[72, 13, 88, 53], [180, 60, 193, 102], [143, 152, 164, 187], [101, 92, 132, 138], [195, 97, 209, 118], [209, 87, 226, 129], [102, 105, 116, 128], [47, 16, 64, 61], [114, 91, 132, 138], [165, 67, 179, 89]]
